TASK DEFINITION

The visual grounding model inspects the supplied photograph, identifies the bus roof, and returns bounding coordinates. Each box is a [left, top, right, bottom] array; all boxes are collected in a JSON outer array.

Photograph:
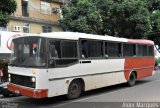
[[13, 32, 154, 45]]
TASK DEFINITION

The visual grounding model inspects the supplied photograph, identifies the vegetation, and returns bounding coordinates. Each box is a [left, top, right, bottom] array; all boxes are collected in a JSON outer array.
[[0, 0, 17, 26], [60, 0, 102, 34], [60, 0, 160, 39]]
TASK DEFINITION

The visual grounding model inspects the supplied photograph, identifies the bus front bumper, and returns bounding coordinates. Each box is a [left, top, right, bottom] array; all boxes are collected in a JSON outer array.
[[7, 83, 48, 99]]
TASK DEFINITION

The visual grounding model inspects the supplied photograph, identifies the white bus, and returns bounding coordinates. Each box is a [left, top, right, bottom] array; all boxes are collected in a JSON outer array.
[[8, 32, 155, 99]]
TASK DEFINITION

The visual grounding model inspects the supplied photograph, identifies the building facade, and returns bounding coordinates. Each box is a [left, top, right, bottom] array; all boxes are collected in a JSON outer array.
[[0, 0, 67, 33]]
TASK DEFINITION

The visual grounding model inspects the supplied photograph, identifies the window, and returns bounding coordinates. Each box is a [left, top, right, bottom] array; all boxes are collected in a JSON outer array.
[[41, 0, 51, 15], [61, 41, 77, 58], [23, 23, 30, 33], [105, 42, 121, 58], [42, 26, 52, 33], [148, 46, 154, 56], [10, 37, 47, 67], [137, 45, 147, 56], [22, 0, 29, 17], [49, 41, 61, 58], [123, 44, 136, 57], [88, 41, 103, 58], [49, 40, 78, 67], [81, 40, 103, 58]]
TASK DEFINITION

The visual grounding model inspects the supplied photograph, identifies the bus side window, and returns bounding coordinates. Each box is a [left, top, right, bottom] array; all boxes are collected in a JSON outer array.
[[49, 45, 58, 59], [105, 42, 121, 58], [81, 40, 88, 58], [48, 41, 60, 66]]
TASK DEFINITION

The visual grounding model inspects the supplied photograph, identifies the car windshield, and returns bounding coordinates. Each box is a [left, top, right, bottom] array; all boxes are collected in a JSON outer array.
[[10, 37, 46, 67]]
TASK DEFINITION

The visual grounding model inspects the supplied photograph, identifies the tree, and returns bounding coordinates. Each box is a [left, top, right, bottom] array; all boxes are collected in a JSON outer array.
[[60, 0, 153, 39], [98, 0, 151, 38], [0, 0, 17, 26], [143, 0, 160, 32], [60, 0, 102, 34], [151, 10, 160, 32]]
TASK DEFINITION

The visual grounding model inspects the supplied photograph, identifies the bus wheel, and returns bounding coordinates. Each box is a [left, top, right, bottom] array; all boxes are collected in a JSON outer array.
[[127, 72, 136, 86], [66, 80, 82, 99]]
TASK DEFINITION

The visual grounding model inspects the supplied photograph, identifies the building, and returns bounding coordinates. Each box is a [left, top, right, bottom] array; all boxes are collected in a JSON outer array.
[[0, 0, 69, 33]]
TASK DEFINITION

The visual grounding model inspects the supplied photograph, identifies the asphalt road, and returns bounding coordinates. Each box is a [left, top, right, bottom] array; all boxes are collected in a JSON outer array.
[[0, 70, 160, 108]]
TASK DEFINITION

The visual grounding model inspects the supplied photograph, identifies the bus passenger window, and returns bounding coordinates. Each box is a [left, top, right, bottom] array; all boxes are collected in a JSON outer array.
[[137, 45, 147, 57], [49, 40, 78, 67], [49, 45, 58, 59], [81, 40, 88, 58], [123, 44, 136, 57], [105, 42, 121, 58], [88, 41, 102, 58], [148, 46, 154, 56]]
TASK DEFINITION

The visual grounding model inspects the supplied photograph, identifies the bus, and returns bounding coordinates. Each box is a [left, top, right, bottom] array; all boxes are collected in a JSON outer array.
[[7, 32, 155, 99]]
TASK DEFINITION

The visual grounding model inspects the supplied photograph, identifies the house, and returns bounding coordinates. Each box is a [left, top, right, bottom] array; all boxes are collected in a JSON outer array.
[[0, 0, 69, 33]]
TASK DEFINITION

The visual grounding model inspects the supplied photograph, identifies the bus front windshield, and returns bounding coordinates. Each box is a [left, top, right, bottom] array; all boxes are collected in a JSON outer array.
[[10, 37, 46, 67]]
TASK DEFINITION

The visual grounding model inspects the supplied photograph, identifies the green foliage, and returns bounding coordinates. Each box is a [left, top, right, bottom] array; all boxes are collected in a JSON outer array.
[[151, 10, 160, 32], [155, 57, 160, 65], [60, 0, 154, 38], [60, 0, 102, 34], [0, 0, 17, 26], [144, 0, 160, 33], [60, 0, 160, 39], [96, 0, 151, 38]]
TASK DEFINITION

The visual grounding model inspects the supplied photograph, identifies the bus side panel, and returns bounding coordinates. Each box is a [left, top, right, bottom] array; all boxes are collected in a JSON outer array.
[[124, 57, 154, 80], [80, 59, 126, 91], [47, 59, 127, 97]]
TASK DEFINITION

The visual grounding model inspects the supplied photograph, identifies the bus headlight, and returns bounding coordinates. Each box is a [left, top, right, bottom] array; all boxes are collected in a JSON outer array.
[[8, 74, 11, 82], [8, 74, 11, 78], [31, 77, 36, 82], [8, 77, 11, 82]]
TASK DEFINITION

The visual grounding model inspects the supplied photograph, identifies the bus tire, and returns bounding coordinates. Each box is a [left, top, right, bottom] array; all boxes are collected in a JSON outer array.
[[127, 72, 136, 86], [66, 80, 82, 99]]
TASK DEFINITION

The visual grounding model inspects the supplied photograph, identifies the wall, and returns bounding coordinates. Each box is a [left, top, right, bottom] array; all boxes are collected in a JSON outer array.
[[8, 0, 63, 33]]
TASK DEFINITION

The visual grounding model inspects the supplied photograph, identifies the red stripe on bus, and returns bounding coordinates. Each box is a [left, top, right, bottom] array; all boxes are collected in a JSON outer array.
[[124, 58, 154, 80], [8, 83, 48, 99], [128, 39, 154, 45]]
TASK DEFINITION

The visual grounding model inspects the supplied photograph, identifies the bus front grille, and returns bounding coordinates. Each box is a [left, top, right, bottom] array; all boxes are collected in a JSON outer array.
[[10, 74, 35, 88]]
